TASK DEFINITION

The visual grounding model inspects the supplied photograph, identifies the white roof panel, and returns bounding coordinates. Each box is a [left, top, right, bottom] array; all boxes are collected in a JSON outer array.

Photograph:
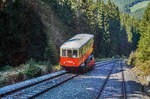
[[60, 34, 94, 49]]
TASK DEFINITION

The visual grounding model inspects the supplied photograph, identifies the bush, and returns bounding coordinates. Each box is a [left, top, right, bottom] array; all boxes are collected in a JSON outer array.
[[15, 72, 25, 82], [46, 40, 58, 65], [24, 59, 41, 78], [128, 51, 136, 66], [129, 51, 150, 76], [136, 60, 150, 76], [46, 61, 53, 73]]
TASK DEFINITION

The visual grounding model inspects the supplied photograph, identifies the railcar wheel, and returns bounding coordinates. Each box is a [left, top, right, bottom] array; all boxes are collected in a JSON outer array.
[[80, 66, 88, 74]]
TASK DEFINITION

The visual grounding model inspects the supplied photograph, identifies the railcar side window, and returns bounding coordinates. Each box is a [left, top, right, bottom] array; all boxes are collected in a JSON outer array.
[[73, 50, 78, 58], [79, 49, 82, 57], [62, 49, 66, 57], [68, 50, 72, 57]]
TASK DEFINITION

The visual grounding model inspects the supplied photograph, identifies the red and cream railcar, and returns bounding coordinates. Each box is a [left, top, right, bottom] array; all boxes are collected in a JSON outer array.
[[60, 34, 95, 71]]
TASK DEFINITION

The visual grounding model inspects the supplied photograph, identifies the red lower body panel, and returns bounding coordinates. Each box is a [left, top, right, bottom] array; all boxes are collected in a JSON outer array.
[[87, 58, 95, 67]]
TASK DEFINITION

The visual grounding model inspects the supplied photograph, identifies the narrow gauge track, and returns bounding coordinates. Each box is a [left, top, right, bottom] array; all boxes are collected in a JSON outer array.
[[95, 60, 113, 65], [0, 60, 112, 99], [95, 60, 114, 68], [96, 60, 127, 99], [96, 61, 116, 99], [95, 60, 112, 65], [1, 73, 79, 99], [121, 60, 127, 99]]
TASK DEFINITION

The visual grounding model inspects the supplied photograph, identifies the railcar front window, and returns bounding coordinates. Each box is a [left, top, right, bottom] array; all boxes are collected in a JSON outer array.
[[62, 49, 66, 57], [73, 50, 78, 58], [67, 50, 72, 57]]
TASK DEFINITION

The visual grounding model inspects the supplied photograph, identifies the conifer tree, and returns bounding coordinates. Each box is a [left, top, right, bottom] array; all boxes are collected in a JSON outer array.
[[46, 40, 58, 65], [130, 3, 150, 75], [137, 3, 150, 61]]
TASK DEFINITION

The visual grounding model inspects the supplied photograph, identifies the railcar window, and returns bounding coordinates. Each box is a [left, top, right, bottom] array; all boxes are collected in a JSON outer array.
[[79, 50, 81, 57], [62, 49, 66, 57], [80, 48, 83, 56], [67, 50, 72, 57], [73, 50, 78, 58]]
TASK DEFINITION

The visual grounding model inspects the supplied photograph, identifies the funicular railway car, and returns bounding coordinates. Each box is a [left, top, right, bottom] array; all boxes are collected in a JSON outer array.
[[60, 34, 95, 71]]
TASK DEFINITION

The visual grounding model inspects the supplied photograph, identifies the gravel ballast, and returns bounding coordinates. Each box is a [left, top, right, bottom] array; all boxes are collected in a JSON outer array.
[[35, 63, 115, 99]]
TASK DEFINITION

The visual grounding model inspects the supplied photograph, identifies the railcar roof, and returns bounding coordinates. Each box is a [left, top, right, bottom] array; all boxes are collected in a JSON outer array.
[[60, 34, 94, 49]]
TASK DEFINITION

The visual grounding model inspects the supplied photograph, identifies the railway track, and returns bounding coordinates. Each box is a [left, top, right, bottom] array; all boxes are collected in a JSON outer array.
[[0, 60, 113, 99], [96, 60, 127, 99], [1, 73, 79, 99], [121, 60, 127, 99], [95, 60, 114, 69], [96, 61, 116, 99], [95, 60, 113, 66]]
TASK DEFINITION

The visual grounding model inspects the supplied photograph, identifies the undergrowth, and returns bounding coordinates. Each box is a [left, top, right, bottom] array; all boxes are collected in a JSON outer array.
[[0, 59, 61, 88]]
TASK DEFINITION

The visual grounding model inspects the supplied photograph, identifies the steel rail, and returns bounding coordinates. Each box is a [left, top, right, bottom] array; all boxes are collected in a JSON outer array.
[[32, 74, 79, 99], [1, 73, 79, 99], [96, 61, 116, 99], [0, 70, 68, 98], [95, 60, 115, 69], [121, 60, 127, 99]]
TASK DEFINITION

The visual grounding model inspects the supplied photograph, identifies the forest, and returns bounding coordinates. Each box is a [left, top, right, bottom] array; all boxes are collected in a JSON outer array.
[[0, 0, 139, 66], [128, 2, 150, 77], [0, 0, 149, 83]]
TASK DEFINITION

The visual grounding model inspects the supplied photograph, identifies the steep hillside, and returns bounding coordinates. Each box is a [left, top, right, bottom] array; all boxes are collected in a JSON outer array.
[[130, 1, 149, 19], [105, 0, 150, 19], [32, 0, 91, 47], [26, 0, 75, 48]]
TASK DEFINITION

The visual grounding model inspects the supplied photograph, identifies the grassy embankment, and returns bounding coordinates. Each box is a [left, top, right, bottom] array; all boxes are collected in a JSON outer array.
[[0, 60, 61, 88]]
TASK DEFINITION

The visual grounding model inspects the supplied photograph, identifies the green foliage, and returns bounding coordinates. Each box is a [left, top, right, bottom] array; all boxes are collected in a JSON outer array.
[[47, 0, 138, 58], [120, 14, 140, 52], [128, 51, 136, 65], [46, 61, 53, 73], [24, 59, 41, 78], [0, 0, 24, 66], [130, 2, 150, 76], [43, 0, 75, 26], [0, 0, 48, 66], [0, 0, 141, 69], [46, 40, 58, 65], [74, 0, 123, 57], [137, 3, 150, 61], [75, 0, 141, 58]]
